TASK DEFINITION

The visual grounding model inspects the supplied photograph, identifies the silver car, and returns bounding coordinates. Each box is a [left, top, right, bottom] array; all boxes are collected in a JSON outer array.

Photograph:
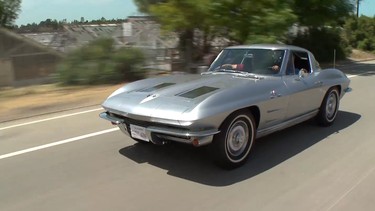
[[100, 44, 351, 168]]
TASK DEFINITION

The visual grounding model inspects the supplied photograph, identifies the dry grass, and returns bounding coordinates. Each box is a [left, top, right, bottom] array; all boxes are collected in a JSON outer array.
[[349, 49, 375, 61], [0, 83, 124, 122]]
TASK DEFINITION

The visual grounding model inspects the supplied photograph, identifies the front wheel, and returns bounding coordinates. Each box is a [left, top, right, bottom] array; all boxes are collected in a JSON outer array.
[[210, 110, 256, 169], [317, 87, 340, 127]]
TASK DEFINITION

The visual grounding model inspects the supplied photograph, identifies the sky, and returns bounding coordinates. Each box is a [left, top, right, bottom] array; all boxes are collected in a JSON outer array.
[[15, 0, 375, 26], [16, 0, 139, 25]]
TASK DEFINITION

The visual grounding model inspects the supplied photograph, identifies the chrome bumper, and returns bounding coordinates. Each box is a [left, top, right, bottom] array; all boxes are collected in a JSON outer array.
[[99, 112, 220, 146]]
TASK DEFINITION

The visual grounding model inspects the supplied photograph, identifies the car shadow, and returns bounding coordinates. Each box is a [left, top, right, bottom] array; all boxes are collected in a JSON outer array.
[[118, 110, 360, 186]]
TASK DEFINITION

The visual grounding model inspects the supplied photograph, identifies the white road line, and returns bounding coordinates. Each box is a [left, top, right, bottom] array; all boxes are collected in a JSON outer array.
[[326, 165, 375, 211], [0, 127, 119, 160], [0, 108, 103, 131], [347, 71, 375, 78]]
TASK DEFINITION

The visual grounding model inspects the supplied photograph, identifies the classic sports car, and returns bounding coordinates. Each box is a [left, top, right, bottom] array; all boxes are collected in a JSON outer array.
[[100, 44, 351, 168]]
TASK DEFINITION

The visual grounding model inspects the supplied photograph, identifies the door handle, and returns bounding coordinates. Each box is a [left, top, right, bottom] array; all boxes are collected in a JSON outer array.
[[270, 90, 281, 99]]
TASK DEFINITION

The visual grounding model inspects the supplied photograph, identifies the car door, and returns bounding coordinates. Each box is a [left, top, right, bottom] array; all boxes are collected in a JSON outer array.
[[257, 76, 290, 129], [283, 51, 324, 119]]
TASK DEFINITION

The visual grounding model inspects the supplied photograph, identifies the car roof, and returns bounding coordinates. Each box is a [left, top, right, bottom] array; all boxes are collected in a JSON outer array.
[[225, 44, 309, 52]]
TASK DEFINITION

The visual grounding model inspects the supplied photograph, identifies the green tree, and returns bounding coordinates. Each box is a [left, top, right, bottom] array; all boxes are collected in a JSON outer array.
[[344, 15, 375, 52], [0, 0, 21, 28], [134, 0, 165, 13], [292, 0, 355, 27], [211, 0, 296, 44], [288, 0, 356, 61], [148, 0, 213, 68], [134, 0, 295, 69]]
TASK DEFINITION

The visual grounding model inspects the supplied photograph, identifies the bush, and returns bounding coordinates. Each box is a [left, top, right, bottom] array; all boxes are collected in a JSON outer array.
[[57, 38, 146, 85], [288, 27, 349, 63], [344, 16, 375, 53], [113, 47, 147, 81]]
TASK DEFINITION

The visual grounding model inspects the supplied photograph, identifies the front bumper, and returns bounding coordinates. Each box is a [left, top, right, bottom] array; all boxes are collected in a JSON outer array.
[[99, 112, 220, 146]]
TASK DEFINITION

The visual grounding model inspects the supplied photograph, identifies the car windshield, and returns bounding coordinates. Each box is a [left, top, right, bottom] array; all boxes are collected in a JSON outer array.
[[208, 48, 285, 75]]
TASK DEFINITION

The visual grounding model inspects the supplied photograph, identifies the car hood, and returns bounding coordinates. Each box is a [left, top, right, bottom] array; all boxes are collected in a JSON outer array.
[[102, 73, 262, 121]]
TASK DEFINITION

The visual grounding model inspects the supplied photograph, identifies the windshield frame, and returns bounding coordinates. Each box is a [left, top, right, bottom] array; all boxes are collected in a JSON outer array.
[[207, 48, 286, 76]]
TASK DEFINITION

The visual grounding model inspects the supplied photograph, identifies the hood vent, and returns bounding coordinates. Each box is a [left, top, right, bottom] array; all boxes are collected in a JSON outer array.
[[137, 83, 175, 92], [178, 86, 219, 99]]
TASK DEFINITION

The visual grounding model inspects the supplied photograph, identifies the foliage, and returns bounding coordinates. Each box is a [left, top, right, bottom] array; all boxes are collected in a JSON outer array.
[[289, 27, 349, 62], [211, 0, 296, 44], [148, 0, 214, 67], [292, 0, 355, 27], [133, 0, 357, 65], [344, 15, 375, 52], [0, 0, 21, 28], [134, 0, 166, 13], [113, 47, 147, 81], [58, 38, 146, 85]]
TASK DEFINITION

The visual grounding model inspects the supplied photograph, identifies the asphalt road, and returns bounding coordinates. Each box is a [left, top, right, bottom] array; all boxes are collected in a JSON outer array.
[[1, 61, 375, 211]]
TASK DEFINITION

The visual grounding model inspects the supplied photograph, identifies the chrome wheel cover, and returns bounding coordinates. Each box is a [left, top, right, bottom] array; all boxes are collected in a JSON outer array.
[[226, 119, 249, 157]]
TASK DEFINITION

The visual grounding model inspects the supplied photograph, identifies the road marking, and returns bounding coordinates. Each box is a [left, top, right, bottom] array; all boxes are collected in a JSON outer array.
[[0, 108, 103, 131], [326, 165, 375, 210], [347, 71, 375, 78], [0, 128, 119, 160]]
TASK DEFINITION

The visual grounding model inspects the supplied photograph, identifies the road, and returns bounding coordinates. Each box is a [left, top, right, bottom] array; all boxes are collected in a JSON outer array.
[[1, 61, 375, 211]]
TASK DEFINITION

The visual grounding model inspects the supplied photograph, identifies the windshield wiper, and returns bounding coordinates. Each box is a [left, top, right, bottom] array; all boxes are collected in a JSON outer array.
[[215, 69, 243, 74]]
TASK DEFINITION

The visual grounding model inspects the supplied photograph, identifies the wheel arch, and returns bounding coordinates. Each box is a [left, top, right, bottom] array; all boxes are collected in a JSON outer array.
[[246, 106, 260, 129]]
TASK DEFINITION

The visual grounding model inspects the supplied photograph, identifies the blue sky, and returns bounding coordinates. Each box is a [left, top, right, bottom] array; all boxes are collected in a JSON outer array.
[[16, 0, 375, 26], [16, 0, 139, 25]]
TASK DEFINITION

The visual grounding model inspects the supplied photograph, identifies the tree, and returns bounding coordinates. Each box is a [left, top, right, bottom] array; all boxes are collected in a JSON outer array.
[[135, 0, 295, 69], [148, 0, 213, 68], [291, 0, 355, 27], [0, 0, 21, 28], [134, 0, 166, 13], [344, 16, 375, 52], [211, 0, 296, 44]]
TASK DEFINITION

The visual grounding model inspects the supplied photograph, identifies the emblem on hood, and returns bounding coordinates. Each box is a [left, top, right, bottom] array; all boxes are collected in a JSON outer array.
[[140, 93, 159, 104]]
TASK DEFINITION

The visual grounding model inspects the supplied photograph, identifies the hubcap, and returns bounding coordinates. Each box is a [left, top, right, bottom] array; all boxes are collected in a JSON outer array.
[[326, 92, 338, 120], [226, 120, 249, 157]]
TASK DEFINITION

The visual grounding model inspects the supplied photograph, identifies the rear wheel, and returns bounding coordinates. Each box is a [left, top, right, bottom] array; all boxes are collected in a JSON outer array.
[[210, 110, 256, 169], [317, 87, 339, 126]]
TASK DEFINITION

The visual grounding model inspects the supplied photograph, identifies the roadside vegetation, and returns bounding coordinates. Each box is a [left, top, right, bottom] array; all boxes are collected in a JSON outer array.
[[57, 38, 146, 85], [4, 0, 375, 86], [344, 15, 375, 54]]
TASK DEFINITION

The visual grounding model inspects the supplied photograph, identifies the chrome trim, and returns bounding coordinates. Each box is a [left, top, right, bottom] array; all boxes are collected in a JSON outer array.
[[99, 112, 219, 146], [147, 126, 220, 138], [257, 110, 319, 138], [344, 87, 352, 93], [99, 112, 124, 125]]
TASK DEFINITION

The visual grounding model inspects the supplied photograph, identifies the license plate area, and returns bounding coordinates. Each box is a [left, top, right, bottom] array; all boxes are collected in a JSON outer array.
[[130, 124, 149, 142]]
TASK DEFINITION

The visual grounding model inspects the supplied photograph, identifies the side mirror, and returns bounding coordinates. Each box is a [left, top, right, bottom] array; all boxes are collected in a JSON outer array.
[[298, 69, 309, 78]]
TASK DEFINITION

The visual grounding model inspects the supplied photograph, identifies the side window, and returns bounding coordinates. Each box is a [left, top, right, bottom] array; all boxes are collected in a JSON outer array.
[[291, 51, 311, 74], [310, 54, 321, 71]]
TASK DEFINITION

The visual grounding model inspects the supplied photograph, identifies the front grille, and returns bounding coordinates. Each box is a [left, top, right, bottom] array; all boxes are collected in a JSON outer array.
[[108, 112, 187, 131]]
